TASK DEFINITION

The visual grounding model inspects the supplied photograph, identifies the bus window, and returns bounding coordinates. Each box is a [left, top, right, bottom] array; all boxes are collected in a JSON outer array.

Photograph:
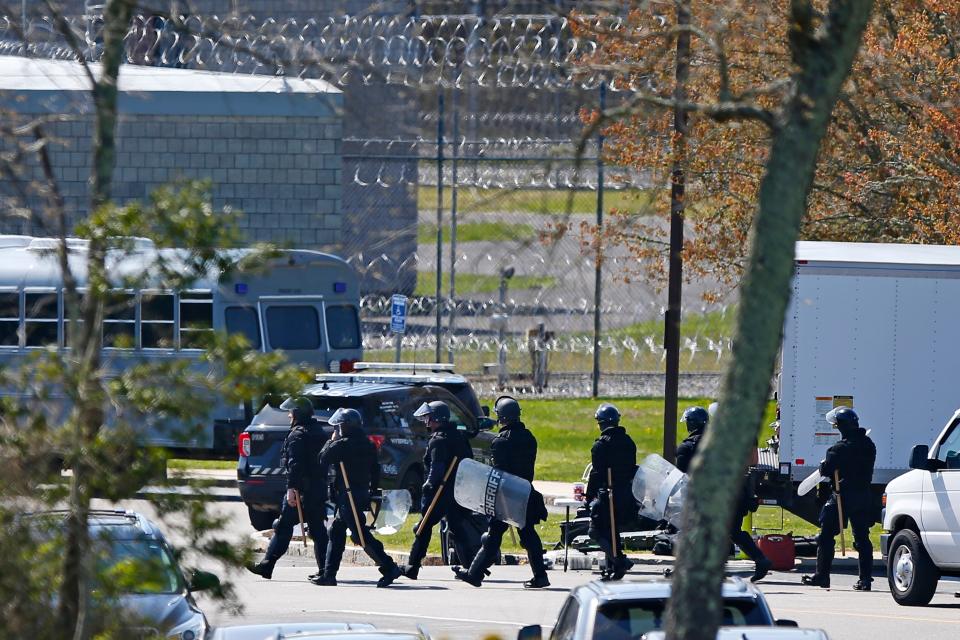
[[266, 306, 321, 350], [0, 291, 19, 346], [225, 306, 261, 349], [325, 305, 360, 349], [25, 292, 59, 348], [180, 292, 213, 349], [103, 291, 135, 349], [141, 293, 175, 349]]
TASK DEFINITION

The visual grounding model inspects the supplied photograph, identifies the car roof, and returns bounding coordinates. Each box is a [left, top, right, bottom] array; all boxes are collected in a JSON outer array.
[[302, 381, 420, 398], [25, 509, 163, 541], [577, 577, 761, 603], [210, 622, 377, 640], [643, 627, 828, 640]]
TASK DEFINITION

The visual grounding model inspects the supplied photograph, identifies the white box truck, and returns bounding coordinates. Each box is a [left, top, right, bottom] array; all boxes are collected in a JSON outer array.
[[769, 241, 960, 522]]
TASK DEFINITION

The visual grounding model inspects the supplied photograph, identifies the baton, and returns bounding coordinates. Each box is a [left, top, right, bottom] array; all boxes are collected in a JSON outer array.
[[607, 468, 619, 558], [339, 462, 367, 549], [833, 471, 846, 557], [293, 489, 308, 548], [416, 456, 459, 537]]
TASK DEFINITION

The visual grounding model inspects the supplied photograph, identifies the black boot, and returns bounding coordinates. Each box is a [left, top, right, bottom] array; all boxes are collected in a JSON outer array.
[[401, 564, 420, 580], [377, 564, 404, 588], [852, 579, 872, 591], [247, 559, 274, 580], [524, 573, 550, 589], [310, 574, 337, 586], [751, 558, 773, 583], [612, 556, 634, 580], [452, 566, 483, 587], [801, 574, 830, 588]]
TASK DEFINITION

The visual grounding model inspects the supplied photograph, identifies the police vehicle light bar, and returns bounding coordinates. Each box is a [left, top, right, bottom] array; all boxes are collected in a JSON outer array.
[[353, 362, 456, 373]]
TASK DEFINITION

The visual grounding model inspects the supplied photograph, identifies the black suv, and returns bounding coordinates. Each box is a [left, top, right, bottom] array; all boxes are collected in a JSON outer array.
[[238, 369, 494, 531]]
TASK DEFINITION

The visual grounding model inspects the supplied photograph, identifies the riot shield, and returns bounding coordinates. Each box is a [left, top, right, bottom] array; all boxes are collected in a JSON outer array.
[[797, 469, 826, 497], [454, 458, 531, 528], [632, 453, 687, 525], [365, 489, 412, 535]]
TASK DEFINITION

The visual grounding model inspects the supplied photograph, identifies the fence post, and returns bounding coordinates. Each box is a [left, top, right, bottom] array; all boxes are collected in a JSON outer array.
[[448, 86, 459, 365], [591, 82, 606, 399], [435, 90, 445, 363]]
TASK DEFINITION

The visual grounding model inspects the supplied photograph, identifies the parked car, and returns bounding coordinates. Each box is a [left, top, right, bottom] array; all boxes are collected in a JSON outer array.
[[641, 628, 829, 640], [29, 509, 218, 639], [881, 408, 960, 605], [238, 365, 495, 532], [519, 577, 796, 640]]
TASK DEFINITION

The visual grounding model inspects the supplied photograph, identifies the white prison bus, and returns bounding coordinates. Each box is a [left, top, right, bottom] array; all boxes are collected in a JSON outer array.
[[0, 235, 362, 457]]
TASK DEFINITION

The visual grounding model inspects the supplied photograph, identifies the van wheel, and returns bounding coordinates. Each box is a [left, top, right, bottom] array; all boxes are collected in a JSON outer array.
[[248, 506, 280, 532], [401, 468, 423, 513], [888, 529, 939, 605]]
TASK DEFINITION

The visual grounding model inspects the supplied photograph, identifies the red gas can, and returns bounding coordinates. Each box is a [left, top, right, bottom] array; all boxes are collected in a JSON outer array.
[[757, 534, 796, 571]]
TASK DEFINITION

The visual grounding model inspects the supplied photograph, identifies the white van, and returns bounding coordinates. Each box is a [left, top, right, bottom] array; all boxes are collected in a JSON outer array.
[[881, 408, 960, 605]]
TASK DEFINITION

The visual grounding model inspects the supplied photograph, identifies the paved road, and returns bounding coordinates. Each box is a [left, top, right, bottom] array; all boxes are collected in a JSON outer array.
[[201, 559, 960, 640]]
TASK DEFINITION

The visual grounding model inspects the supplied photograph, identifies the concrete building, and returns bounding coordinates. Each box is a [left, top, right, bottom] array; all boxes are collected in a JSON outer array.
[[0, 56, 342, 246]]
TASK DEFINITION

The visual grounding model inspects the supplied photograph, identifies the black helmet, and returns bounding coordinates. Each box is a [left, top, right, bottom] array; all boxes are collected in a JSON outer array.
[[681, 406, 709, 432], [329, 407, 363, 433], [595, 403, 621, 428], [414, 401, 450, 425], [494, 396, 521, 424], [826, 406, 859, 432], [280, 396, 314, 423]]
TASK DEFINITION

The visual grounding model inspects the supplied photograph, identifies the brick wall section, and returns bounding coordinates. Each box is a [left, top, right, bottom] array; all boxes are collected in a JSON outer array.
[[0, 111, 342, 247]]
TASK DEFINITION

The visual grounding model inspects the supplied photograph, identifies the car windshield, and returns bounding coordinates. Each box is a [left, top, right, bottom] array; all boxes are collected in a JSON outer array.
[[594, 599, 768, 639], [92, 537, 182, 595]]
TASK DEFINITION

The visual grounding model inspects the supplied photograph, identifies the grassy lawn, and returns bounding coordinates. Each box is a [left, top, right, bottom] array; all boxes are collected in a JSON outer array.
[[418, 185, 655, 216], [417, 221, 537, 244], [168, 458, 234, 470], [415, 271, 557, 296], [610, 307, 736, 341]]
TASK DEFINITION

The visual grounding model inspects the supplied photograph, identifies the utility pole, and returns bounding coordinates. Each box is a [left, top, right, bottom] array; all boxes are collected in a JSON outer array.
[[663, 1, 690, 464], [591, 82, 606, 399], [434, 91, 445, 363]]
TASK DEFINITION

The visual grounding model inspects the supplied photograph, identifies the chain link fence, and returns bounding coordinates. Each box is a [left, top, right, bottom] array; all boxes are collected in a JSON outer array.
[[0, 7, 735, 396]]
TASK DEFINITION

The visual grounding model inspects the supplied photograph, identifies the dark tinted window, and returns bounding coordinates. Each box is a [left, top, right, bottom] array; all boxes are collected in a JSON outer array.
[[325, 305, 360, 349], [180, 291, 213, 349], [593, 599, 769, 639], [25, 292, 59, 347], [266, 306, 321, 350], [549, 597, 580, 640], [104, 291, 135, 349], [0, 292, 19, 346], [141, 293, 175, 349], [225, 306, 261, 349]]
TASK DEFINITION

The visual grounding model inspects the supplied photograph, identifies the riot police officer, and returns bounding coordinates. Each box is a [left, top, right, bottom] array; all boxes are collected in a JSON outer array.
[[676, 405, 772, 582], [453, 396, 550, 589], [400, 400, 477, 581], [315, 407, 404, 588], [802, 407, 876, 590], [586, 403, 637, 580], [248, 396, 329, 581]]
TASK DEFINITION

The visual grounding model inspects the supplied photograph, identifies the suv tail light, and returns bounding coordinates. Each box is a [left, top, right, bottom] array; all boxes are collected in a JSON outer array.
[[340, 358, 357, 373], [238, 432, 251, 458], [368, 434, 385, 451]]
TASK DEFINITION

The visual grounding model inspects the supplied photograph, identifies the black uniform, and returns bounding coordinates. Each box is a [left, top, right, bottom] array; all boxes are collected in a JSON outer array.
[[461, 420, 549, 584], [675, 430, 768, 568], [815, 426, 877, 583], [318, 426, 400, 579], [406, 423, 478, 571], [586, 425, 637, 567], [263, 417, 330, 573]]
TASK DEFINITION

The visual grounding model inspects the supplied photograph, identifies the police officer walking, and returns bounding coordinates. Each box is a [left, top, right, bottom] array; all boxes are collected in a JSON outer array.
[[453, 396, 550, 589], [400, 401, 478, 581], [248, 396, 329, 581], [586, 403, 637, 580], [315, 407, 404, 588], [802, 407, 876, 591], [676, 405, 772, 582]]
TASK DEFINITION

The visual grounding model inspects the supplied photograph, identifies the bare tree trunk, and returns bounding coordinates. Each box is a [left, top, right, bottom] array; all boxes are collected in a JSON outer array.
[[56, 2, 134, 638], [664, 1, 876, 639]]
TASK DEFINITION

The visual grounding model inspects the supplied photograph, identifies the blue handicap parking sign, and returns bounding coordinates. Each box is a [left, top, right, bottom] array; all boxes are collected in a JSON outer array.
[[390, 294, 407, 334]]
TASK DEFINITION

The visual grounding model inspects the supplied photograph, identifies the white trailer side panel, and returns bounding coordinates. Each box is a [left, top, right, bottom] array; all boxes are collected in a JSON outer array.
[[780, 261, 960, 484]]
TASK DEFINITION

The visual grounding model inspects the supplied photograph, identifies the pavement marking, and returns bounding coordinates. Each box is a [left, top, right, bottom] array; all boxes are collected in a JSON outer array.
[[774, 607, 960, 624], [306, 609, 528, 628]]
